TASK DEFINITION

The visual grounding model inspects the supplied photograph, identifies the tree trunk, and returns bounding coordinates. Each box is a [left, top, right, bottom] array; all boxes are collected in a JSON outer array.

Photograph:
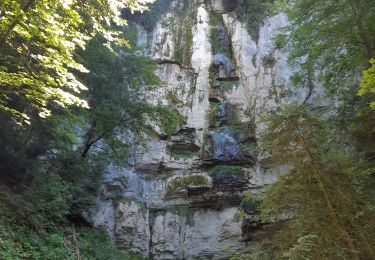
[[295, 129, 360, 260], [81, 121, 105, 158], [71, 227, 81, 260]]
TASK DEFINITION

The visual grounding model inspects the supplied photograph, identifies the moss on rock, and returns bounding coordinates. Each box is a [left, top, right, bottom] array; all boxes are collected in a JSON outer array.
[[209, 165, 244, 178], [166, 175, 210, 197]]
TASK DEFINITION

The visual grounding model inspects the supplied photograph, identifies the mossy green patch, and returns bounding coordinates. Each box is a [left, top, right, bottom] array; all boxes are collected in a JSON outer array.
[[240, 144, 258, 156], [157, 106, 184, 136], [212, 80, 240, 90], [167, 146, 199, 159], [209, 13, 231, 57], [274, 33, 287, 49], [166, 176, 186, 197], [209, 165, 244, 178], [170, 1, 196, 66], [166, 90, 180, 105], [166, 175, 210, 196], [234, 0, 273, 40], [208, 101, 221, 127], [239, 193, 261, 221], [184, 175, 209, 186]]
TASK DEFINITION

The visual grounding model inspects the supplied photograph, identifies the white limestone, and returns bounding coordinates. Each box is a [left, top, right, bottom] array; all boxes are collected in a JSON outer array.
[[90, 1, 328, 259]]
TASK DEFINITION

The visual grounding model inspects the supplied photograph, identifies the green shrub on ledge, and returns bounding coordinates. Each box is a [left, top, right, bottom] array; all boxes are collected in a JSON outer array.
[[209, 165, 244, 178], [167, 146, 199, 159], [166, 175, 210, 197]]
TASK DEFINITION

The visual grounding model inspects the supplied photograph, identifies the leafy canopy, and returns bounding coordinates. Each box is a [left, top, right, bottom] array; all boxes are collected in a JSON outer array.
[[359, 58, 375, 109], [274, 0, 375, 102], [0, 0, 154, 124]]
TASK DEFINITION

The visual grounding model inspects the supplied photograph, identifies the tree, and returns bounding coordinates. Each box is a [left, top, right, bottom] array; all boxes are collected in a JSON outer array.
[[0, 0, 154, 124], [76, 33, 181, 160], [358, 59, 375, 109], [274, 0, 375, 101], [256, 105, 375, 259], [0, 1, 183, 258]]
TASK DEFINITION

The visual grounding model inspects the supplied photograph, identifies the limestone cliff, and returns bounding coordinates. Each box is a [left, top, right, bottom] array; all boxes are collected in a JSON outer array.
[[90, 0, 325, 259]]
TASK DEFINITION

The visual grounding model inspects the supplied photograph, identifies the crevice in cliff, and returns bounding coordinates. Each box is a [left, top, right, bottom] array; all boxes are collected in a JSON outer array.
[[208, 10, 239, 85], [148, 221, 153, 259]]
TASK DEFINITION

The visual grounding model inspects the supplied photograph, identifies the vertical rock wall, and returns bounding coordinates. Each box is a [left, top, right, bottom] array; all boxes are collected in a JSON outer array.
[[90, 0, 326, 259]]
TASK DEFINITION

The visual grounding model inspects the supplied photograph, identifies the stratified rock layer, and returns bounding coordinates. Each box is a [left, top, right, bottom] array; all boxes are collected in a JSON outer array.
[[90, 0, 326, 259]]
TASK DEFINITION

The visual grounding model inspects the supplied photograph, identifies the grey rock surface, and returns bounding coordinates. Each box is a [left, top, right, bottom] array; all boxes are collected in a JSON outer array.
[[90, 1, 326, 259]]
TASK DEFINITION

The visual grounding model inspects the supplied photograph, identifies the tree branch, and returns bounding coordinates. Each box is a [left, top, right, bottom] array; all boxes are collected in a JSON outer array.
[[0, 0, 36, 51]]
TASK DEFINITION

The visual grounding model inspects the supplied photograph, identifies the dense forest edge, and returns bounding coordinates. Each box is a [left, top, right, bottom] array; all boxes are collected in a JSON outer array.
[[0, 0, 374, 259], [0, 0, 175, 259]]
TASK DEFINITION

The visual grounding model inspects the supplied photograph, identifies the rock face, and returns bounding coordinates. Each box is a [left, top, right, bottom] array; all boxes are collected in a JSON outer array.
[[90, 0, 326, 259]]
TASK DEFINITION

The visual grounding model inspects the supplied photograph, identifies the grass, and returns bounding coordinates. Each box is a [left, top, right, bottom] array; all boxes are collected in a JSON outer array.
[[184, 175, 209, 186]]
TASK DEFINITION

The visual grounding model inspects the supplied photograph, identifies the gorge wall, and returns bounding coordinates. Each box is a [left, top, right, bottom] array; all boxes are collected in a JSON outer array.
[[90, 0, 326, 259]]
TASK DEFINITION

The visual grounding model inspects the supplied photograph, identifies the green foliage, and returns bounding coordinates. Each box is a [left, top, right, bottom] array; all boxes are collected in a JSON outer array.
[[209, 165, 244, 178], [240, 193, 260, 217], [78, 227, 146, 260], [208, 101, 221, 127], [256, 104, 375, 259], [274, 34, 287, 49], [0, 220, 141, 260], [230, 246, 270, 260], [212, 80, 240, 90], [166, 176, 185, 196], [251, 55, 257, 67], [0, 0, 155, 124], [209, 12, 232, 58], [274, 0, 375, 101], [0, 1, 181, 258], [156, 105, 183, 136], [234, 1, 375, 259], [170, 1, 196, 66], [289, 73, 302, 87], [239, 144, 257, 157], [166, 90, 180, 105], [184, 175, 209, 186], [359, 59, 375, 109], [22, 172, 73, 229], [0, 178, 143, 259], [166, 175, 209, 196], [167, 146, 198, 159], [76, 34, 162, 159], [234, 0, 272, 40], [225, 106, 254, 133]]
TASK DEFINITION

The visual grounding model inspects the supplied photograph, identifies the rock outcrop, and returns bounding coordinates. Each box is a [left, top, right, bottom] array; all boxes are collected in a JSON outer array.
[[90, 0, 326, 259]]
